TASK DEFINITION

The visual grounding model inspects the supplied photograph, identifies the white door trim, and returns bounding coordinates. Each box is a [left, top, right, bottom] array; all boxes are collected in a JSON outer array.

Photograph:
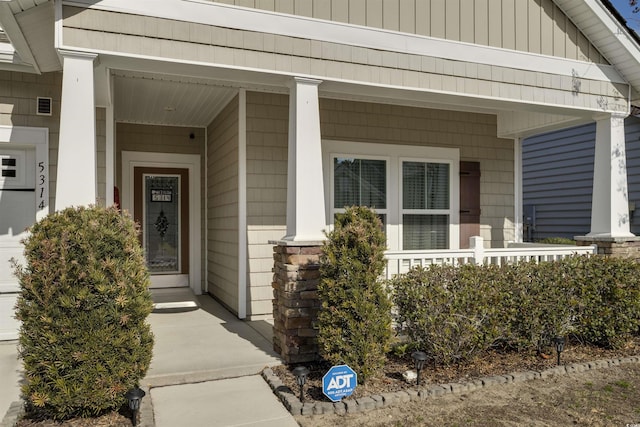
[[122, 151, 202, 295]]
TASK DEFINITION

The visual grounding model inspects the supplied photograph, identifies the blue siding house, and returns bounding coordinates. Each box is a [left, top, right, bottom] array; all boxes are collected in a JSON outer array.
[[523, 115, 640, 241]]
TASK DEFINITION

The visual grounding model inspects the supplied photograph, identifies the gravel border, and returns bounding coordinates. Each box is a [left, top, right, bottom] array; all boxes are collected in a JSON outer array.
[[262, 356, 640, 416]]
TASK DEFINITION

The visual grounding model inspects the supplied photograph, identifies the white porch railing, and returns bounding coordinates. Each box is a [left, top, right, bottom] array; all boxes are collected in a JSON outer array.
[[384, 236, 597, 279]]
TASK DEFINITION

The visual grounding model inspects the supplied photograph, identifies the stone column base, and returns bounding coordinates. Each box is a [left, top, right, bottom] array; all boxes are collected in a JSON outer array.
[[575, 236, 640, 262], [271, 240, 324, 364]]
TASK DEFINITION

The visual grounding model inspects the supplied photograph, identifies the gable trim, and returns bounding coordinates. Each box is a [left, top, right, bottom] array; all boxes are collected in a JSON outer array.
[[62, 0, 625, 85]]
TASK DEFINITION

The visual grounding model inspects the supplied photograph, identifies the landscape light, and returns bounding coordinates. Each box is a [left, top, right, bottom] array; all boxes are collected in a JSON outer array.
[[412, 351, 428, 386], [125, 386, 146, 426], [292, 366, 310, 403], [554, 336, 566, 366]]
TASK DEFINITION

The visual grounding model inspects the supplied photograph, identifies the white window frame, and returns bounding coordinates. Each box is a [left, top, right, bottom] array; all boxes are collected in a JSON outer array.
[[322, 140, 459, 251], [399, 157, 454, 250], [329, 153, 391, 233]]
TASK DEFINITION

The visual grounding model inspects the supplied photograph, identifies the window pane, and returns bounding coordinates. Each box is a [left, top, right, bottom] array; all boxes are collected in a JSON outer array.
[[403, 162, 449, 209], [145, 175, 180, 273], [334, 158, 386, 209], [403, 214, 449, 250]]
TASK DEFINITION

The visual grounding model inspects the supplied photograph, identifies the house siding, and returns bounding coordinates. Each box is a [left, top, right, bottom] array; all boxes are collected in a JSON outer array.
[[116, 123, 207, 290], [60, 6, 627, 114], [245, 91, 288, 319], [523, 116, 640, 240], [244, 93, 515, 266], [319, 98, 516, 247], [204, 0, 606, 63], [207, 96, 240, 313]]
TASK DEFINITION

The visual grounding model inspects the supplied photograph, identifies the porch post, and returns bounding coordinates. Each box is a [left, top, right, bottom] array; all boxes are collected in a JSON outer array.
[[587, 113, 634, 238], [55, 51, 98, 210], [283, 77, 326, 241]]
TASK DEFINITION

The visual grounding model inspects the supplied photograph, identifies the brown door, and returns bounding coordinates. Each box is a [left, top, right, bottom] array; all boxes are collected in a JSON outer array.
[[133, 167, 189, 279], [459, 161, 481, 249]]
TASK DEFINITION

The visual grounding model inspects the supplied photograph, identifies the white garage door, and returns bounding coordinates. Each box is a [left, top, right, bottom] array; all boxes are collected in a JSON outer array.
[[0, 147, 36, 340]]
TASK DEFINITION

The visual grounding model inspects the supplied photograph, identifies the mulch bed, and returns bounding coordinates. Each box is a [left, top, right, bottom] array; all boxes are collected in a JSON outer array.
[[16, 407, 134, 427], [272, 337, 640, 403]]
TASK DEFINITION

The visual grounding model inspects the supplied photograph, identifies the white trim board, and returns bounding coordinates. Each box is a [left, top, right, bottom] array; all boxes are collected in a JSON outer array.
[[121, 151, 202, 295]]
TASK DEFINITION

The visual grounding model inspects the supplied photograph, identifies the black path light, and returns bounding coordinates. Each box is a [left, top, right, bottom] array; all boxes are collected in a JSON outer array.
[[411, 351, 428, 386], [292, 366, 310, 402], [554, 336, 566, 366], [125, 386, 146, 426]]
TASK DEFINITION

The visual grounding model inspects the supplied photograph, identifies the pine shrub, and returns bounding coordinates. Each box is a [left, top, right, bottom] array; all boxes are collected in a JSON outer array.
[[13, 206, 154, 420], [317, 206, 392, 383]]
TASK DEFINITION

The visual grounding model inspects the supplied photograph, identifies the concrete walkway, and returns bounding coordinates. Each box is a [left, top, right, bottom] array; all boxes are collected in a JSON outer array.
[[0, 341, 21, 421], [1, 290, 298, 427], [145, 289, 297, 426]]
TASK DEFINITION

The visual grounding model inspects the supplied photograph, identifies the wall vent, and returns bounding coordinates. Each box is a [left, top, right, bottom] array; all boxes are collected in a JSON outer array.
[[36, 97, 52, 116]]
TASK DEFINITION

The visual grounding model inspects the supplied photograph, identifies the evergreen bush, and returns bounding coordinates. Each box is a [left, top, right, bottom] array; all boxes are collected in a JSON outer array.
[[13, 205, 154, 420], [391, 264, 505, 366], [504, 260, 576, 352], [391, 255, 640, 363], [317, 206, 392, 383], [569, 255, 640, 348]]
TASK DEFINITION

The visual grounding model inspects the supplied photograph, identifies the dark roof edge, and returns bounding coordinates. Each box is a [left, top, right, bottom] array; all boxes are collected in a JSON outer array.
[[599, 0, 640, 46]]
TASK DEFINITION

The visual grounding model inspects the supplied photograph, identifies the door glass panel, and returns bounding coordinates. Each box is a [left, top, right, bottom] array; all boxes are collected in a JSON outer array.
[[144, 175, 180, 274]]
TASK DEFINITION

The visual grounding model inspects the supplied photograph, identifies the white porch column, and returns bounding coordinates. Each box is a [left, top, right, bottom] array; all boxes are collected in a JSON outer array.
[[55, 51, 98, 210], [283, 77, 326, 241], [587, 113, 634, 238]]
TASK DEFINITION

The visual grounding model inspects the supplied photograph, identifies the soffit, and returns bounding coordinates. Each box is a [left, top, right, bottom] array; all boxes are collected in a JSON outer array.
[[3, 0, 48, 14], [557, 0, 640, 103], [113, 71, 238, 127]]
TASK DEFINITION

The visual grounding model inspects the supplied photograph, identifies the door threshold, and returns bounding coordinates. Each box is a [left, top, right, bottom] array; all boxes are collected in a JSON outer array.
[[151, 288, 199, 311]]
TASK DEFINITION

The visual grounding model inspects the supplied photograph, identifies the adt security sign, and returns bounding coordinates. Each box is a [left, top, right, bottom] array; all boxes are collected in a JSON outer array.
[[322, 364, 357, 402]]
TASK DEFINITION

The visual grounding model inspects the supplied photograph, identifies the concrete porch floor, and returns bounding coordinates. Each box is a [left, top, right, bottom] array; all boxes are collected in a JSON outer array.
[[146, 288, 282, 387]]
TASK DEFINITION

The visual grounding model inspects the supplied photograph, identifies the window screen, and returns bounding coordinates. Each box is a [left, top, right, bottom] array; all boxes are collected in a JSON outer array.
[[402, 161, 450, 250], [334, 158, 386, 209]]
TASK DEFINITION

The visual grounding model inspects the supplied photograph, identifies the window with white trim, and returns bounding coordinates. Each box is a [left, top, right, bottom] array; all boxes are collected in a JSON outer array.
[[323, 141, 459, 251], [402, 161, 449, 250], [333, 157, 388, 226]]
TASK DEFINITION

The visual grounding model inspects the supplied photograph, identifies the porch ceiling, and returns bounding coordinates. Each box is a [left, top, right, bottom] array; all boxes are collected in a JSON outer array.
[[113, 71, 238, 127]]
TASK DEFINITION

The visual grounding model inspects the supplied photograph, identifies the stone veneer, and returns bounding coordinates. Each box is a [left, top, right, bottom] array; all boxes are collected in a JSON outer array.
[[272, 241, 324, 364], [575, 236, 640, 262]]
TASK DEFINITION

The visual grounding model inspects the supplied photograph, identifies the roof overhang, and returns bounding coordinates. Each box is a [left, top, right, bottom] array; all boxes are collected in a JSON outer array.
[[557, 0, 640, 104]]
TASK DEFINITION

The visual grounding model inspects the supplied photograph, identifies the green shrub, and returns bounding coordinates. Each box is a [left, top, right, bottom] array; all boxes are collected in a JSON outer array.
[[536, 237, 576, 245], [391, 264, 505, 366], [317, 206, 392, 383], [391, 255, 640, 362], [504, 260, 576, 352], [13, 206, 154, 420], [569, 256, 640, 348]]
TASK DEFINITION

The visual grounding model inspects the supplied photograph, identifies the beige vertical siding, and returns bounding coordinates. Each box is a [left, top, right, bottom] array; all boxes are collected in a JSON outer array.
[[0, 71, 61, 208], [206, 96, 240, 313], [96, 108, 106, 206], [245, 91, 288, 318], [116, 123, 207, 290], [204, 0, 607, 63]]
